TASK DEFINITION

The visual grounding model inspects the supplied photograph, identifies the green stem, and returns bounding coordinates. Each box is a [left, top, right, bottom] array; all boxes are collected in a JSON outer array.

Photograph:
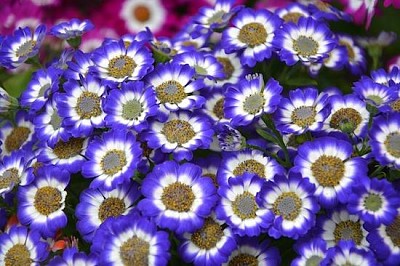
[[370, 165, 385, 178]]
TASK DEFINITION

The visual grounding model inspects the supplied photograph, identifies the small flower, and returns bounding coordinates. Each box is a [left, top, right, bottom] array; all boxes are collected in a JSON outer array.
[[0, 86, 18, 114], [356, 31, 397, 48], [48, 247, 98, 266], [144, 111, 213, 161], [0, 24, 46, 69], [49, 19, 94, 40], [318, 208, 369, 249], [17, 166, 70, 238], [76, 180, 141, 242], [337, 34, 367, 75], [369, 112, 400, 168], [104, 81, 158, 132], [64, 50, 95, 80], [347, 177, 400, 227], [217, 149, 285, 186], [202, 90, 230, 124], [178, 214, 237, 265], [273, 17, 336, 66], [57, 75, 106, 137], [353, 78, 398, 108], [293, 137, 367, 208], [223, 236, 281, 265], [222, 8, 282, 67], [91, 39, 154, 84], [275, 87, 330, 135], [292, 237, 328, 266], [323, 94, 370, 137], [257, 172, 319, 239], [145, 62, 205, 113], [275, 3, 310, 24], [224, 75, 282, 126], [82, 129, 142, 191], [217, 124, 244, 151], [91, 213, 170, 265], [138, 161, 218, 234], [322, 240, 378, 265], [0, 226, 49, 265]]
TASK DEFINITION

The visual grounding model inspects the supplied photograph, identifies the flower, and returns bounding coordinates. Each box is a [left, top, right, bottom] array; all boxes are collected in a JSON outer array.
[[57, 75, 106, 137], [323, 94, 370, 137], [138, 161, 217, 234], [82, 129, 142, 191], [202, 90, 231, 124], [292, 237, 328, 266], [103, 81, 158, 132], [257, 172, 319, 239], [0, 111, 36, 157], [48, 247, 98, 266], [64, 50, 95, 80], [217, 149, 285, 186], [91, 213, 170, 265], [0, 86, 18, 114], [293, 137, 367, 208], [275, 3, 310, 24], [49, 18, 94, 40], [221, 8, 282, 67], [216, 173, 272, 236], [347, 177, 400, 227], [274, 87, 330, 135], [76, 180, 141, 242], [144, 111, 213, 161], [308, 45, 348, 75], [337, 34, 367, 75], [19, 67, 59, 112], [340, 0, 378, 29], [0, 151, 34, 197], [178, 214, 237, 265], [91, 39, 154, 84], [353, 78, 398, 108], [322, 240, 378, 265], [318, 208, 369, 249], [0, 24, 46, 69], [145, 62, 205, 113], [369, 112, 400, 168], [224, 75, 282, 126], [223, 236, 281, 265], [17, 165, 70, 238], [273, 17, 336, 66], [217, 124, 244, 151], [0, 226, 49, 265]]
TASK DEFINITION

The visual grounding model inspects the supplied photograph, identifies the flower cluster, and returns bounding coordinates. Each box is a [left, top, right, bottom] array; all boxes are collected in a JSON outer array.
[[1, 0, 400, 265]]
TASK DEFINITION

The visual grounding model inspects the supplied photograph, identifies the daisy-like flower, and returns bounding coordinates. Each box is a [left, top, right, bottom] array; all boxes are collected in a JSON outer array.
[[104, 81, 158, 131], [34, 95, 70, 147], [0, 226, 49, 265], [216, 173, 272, 236], [353, 77, 398, 108], [76, 180, 141, 242], [0, 111, 36, 157], [292, 237, 328, 266], [369, 112, 400, 168], [222, 8, 282, 67], [293, 137, 367, 208], [178, 214, 237, 265], [194, 154, 221, 187], [48, 247, 98, 266], [120, 0, 167, 34], [0, 151, 34, 197], [306, 0, 352, 21], [82, 129, 142, 191], [57, 75, 106, 137], [172, 51, 225, 80], [146, 63, 205, 113], [0, 24, 46, 69], [308, 45, 348, 75], [318, 208, 369, 249], [322, 240, 377, 265], [371, 66, 400, 86], [0, 86, 18, 114], [20, 67, 60, 112], [257, 172, 319, 239], [17, 166, 70, 238], [366, 208, 400, 265], [337, 34, 366, 76], [144, 111, 213, 161], [224, 75, 282, 126], [202, 90, 231, 124], [217, 124, 244, 152], [217, 149, 285, 186], [91, 39, 154, 84], [49, 18, 94, 40], [273, 17, 336, 66], [275, 87, 330, 135], [91, 213, 170, 266], [64, 50, 95, 80], [347, 177, 400, 227], [323, 94, 370, 138], [37, 136, 88, 173], [223, 236, 280, 265], [138, 161, 217, 234], [275, 3, 310, 24]]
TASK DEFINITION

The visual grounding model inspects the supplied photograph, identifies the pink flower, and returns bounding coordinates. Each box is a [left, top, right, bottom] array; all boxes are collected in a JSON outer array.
[[384, 0, 400, 8], [339, 0, 378, 29]]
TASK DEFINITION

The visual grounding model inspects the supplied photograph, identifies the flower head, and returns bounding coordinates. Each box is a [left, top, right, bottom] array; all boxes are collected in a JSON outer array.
[[50, 18, 94, 40]]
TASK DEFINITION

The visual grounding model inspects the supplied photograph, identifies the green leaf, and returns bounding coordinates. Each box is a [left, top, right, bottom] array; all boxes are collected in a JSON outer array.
[[3, 68, 36, 98], [256, 128, 279, 144], [284, 76, 318, 87]]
